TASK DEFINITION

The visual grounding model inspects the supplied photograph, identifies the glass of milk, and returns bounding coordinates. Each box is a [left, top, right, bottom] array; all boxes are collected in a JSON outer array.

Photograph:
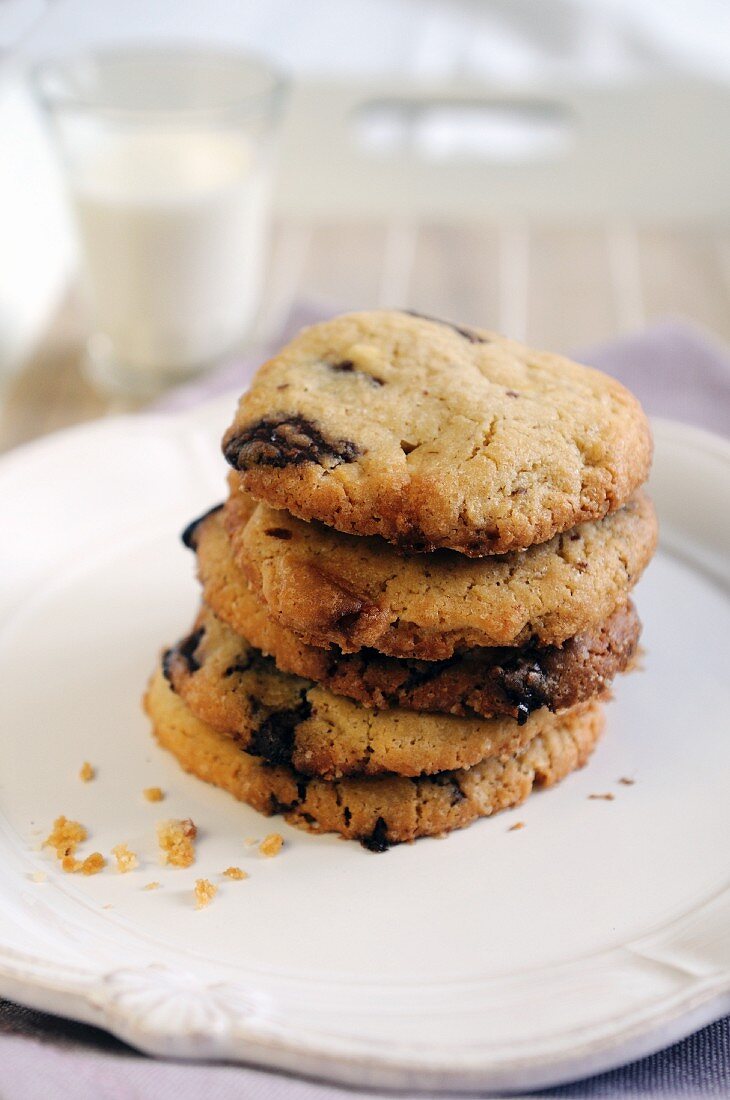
[[32, 48, 287, 395]]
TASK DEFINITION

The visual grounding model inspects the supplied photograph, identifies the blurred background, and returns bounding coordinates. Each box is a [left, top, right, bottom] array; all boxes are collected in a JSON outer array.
[[1, 0, 730, 448]]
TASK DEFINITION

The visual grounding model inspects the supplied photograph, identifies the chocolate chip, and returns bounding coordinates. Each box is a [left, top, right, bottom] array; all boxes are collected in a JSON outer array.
[[330, 359, 384, 386], [432, 773, 466, 805], [360, 817, 390, 852], [402, 309, 490, 344], [264, 527, 292, 540], [343, 806, 352, 826], [247, 694, 312, 766], [175, 627, 205, 673], [269, 794, 297, 815], [161, 648, 175, 686], [575, 561, 588, 572], [223, 649, 275, 678], [223, 415, 361, 471], [181, 504, 224, 550], [296, 779, 309, 803], [495, 654, 552, 722]]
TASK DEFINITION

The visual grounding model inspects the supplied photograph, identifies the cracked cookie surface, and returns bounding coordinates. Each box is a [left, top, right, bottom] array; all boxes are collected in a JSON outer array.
[[222, 310, 652, 555], [146, 667, 604, 846], [213, 486, 656, 658], [190, 515, 640, 720]]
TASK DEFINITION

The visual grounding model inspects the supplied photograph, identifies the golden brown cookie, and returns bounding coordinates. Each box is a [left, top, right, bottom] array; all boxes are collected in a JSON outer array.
[[222, 311, 652, 555], [146, 667, 605, 847], [179, 538, 639, 721], [205, 486, 656, 658], [163, 607, 611, 778]]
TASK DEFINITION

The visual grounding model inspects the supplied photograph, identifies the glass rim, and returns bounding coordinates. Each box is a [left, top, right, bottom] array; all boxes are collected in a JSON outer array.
[[30, 45, 289, 123]]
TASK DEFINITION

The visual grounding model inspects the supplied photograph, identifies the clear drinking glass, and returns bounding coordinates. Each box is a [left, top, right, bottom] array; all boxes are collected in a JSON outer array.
[[32, 48, 287, 396]]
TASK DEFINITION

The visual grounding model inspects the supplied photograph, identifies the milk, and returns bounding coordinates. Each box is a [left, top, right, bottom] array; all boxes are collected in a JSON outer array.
[[72, 130, 268, 377]]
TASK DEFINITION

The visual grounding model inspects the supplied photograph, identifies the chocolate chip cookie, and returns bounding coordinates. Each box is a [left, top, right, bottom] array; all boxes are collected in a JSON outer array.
[[189, 511, 640, 720], [213, 485, 656, 658], [163, 611, 580, 778], [147, 666, 604, 846], [222, 311, 652, 555]]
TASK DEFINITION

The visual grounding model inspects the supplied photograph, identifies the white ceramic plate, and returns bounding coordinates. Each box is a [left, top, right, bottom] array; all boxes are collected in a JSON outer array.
[[1, 402, 729, 1094]]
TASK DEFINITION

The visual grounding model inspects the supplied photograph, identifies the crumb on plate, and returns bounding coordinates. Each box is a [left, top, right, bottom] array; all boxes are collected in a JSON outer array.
[[618, 777, 635, 786], [111, 843, 139, 873], [30, 871, 47, 883], [79, 761, 95, 783], [143, 787, 164, 802], [259, 833, 284, 858], [157, 818, 197, 867], [143, 881, 161, 891], [194, 878, 217, 909], [222, 866, 248, 880], [508, 821, 525, 832], [60, 852, 106, 875], [44, 816, 87, 859], [588, 793, 615, 801]]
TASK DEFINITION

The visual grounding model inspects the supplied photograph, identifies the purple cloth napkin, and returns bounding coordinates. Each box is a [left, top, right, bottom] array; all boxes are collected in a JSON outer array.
[[3, 311, 728, 1098]]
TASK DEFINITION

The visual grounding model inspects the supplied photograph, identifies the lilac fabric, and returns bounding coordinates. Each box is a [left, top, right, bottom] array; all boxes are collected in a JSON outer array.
[[2, 311, 728, 1097]]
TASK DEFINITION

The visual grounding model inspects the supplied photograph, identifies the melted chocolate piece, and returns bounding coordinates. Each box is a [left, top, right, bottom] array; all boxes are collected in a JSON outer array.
[[181, 504, 224, 550], [176, 627, 205, 673], [402, 309, 489, 344], [360, 817, 390, 852], [223, 415, 360, 471], [495, 653, 553, 723], [246, 695, 312, 767], [161, 649, 175, 686], [268, 794, 297, 815], [264, 527, 293, 540]]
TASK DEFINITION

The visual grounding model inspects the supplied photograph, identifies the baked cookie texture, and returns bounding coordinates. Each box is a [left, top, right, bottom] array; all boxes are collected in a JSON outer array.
[[222, 311, 653, 555], [147, 667, 605, 847], [212, 484, 656, 658], [188, 513, 640, 720], [164, 605, 618, 778]]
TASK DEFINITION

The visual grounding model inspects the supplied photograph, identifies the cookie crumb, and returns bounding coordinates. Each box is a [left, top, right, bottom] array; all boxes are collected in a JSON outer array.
[[143, 787, 164, 802], [618, 777, 635, 786], [44, 816, 87, 860], [243, 836, 258, 847], [508, 821, 525, 832], [102, 903, 112, 909], [80, 853, 106, 875], [157, 818, 197, 867], [259, 833, 284, 858], [588, 793, 615, 801], [79, 762, 95, 783], [143, 881, 161, 891], [111, 843, 139, 873], [222, 866, 248, 880], [30, 871, 47, 883], [194, 878, 217, 909]]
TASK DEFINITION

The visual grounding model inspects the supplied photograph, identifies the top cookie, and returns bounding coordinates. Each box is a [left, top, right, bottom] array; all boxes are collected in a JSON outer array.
[[222, 310, 653, 555]]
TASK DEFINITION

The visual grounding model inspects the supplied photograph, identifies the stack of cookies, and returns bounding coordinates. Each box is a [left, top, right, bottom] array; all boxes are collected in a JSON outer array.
[[146, 311, 656, 850]]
